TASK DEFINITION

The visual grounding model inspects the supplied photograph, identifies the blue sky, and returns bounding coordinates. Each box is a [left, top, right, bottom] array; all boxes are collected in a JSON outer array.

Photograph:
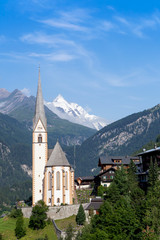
[[1, 0, 160, 122]]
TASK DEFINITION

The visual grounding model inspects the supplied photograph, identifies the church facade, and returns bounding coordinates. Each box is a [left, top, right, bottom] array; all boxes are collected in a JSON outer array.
[[32, 71, 75, 206]]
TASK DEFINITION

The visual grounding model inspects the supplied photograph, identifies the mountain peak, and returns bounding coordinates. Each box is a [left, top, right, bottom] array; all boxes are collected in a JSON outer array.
[[45, 95, 107, 130], [54, 94, 66, 103]]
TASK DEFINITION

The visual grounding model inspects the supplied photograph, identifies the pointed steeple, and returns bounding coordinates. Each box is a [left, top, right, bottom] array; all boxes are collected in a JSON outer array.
[[33, 67, 47, 130], [46, 141, 70, 167]]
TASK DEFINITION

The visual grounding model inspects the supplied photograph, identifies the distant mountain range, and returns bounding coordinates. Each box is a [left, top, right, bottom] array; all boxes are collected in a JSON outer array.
[[1, 87, 160, 208], [0, 88, 96, 146], [45, 94, 107, 130]]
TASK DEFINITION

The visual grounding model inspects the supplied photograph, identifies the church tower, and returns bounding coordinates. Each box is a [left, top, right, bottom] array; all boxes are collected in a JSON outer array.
[[32, 69, 48, 206]]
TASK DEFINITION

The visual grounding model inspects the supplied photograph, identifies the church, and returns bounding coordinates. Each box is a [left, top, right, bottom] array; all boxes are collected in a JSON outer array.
[[32, 70, 75, 206]]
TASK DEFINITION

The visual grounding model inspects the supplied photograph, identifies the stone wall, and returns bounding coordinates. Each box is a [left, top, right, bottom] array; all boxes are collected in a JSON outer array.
[[22, 203, 88, 220]]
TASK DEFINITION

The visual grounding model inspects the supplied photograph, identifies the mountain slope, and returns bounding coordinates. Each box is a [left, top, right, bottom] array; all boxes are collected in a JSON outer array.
[[45, 94, 107, 130], [75, 104, 160, 176], [0, 89, 96, 146], [0, 113, 32, 211]]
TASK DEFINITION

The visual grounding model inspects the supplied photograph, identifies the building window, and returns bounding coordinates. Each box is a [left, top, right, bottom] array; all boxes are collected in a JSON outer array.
[[39, 190, 41, 193], [103, 176, 107, 180], [38, 134, 42, 143], [39, 157, 41, 159], [56, 171, 60, 190], [48, 198, 51, 203], [48, 172, 52, 190], [57, 198, 60, 203], [65, 171, 68, 190]]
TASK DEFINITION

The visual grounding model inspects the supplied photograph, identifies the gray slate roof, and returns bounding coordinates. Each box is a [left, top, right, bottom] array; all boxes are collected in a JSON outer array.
[[46, 141, 70, 167], [99, 156, 141, 166], [33, 69, 47, 130], [85, 198, 103, 210], [137, 147, 160, 156]]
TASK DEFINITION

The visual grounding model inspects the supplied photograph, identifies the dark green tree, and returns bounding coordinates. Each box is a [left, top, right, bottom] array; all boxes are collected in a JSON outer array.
[[15, 216, 26, 239], [76, 204, 86, 225], [29, 200, 49, 230], [0, 233, 2, 240], [10, 208, 23, 218]]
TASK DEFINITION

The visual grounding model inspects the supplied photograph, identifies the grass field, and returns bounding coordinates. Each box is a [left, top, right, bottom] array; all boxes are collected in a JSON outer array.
[[55, 215, 77, 231], [0, 217, 57, 240]]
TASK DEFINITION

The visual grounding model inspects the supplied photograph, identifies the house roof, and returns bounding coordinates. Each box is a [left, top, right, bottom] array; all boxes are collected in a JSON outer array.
[[76, 176, 94, 181], [137, 147, 160, 156], [96, 167, 116, 177], [99, 156, 141, 166], [33, 69, 47, 131], [85, 198, 103, 210], [46, 141, 70, 167]]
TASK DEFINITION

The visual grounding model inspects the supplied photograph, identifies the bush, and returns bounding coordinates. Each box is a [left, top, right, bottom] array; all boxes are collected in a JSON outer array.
[[15, 216, 26, 239], [76, 204, 86, 225], [10, 208, 23, 218], [29, 200, 48, 230]]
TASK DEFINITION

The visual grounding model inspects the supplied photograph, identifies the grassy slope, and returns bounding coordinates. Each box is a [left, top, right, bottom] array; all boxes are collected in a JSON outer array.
[[55, 215, 77, 231], [0, 217, 57, 240]]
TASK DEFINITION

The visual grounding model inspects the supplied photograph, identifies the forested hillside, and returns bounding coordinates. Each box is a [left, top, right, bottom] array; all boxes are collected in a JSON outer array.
[[75, 104, 160, 176], [0, 113, 32, 213]]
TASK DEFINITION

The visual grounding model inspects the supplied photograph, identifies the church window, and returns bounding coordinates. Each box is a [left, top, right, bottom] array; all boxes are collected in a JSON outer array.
[[38, 134, 42, 143], [48, 172, 52, 190], [56, 171, 60, 190], [65, 171, 68, 190]]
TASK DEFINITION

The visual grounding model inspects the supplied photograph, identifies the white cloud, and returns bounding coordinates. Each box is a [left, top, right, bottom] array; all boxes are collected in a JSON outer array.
[[29, 52, 76, 62], [40, 19, 88, 32], [115, 16, 130, 25], [21, 88, 31, 97], [21, 32, 75, 47], [101, 21, 115, 31]]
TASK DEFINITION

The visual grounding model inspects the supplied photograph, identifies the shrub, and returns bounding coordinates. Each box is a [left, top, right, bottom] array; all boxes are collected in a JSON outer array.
[[29, 200, 48, 230], [15, 216, 26, 239], [10, 208, 23, 218]]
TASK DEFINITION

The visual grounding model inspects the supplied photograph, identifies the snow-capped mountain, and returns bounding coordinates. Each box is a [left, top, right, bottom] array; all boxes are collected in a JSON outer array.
[[45, 95, 107, 130]]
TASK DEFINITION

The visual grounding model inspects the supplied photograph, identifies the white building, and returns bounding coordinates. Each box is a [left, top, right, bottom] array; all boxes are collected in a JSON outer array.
[[32, 70, 75, 206]]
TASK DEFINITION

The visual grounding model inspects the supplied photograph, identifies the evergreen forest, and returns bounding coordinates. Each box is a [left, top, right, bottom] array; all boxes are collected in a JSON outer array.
[[76, 161, 160, 240]]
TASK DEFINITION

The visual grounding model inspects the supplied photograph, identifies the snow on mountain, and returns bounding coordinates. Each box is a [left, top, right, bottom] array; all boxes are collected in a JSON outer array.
[[45, 94, 107, 130]]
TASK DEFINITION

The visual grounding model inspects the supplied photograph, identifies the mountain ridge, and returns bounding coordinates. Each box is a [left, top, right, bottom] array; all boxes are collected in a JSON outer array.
[[45, 94, 107, 130]]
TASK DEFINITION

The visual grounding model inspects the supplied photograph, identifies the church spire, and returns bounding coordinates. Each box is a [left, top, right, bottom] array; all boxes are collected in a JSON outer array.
[[33, 67, 47, 130]]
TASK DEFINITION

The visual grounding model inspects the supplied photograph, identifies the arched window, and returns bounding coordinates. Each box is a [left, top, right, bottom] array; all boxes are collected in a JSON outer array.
[[57, 198, 60, 203], [48, 172, 52, 190], [38, 134, 42, 143], [56, 171, 60, 190], [65, 171, 68, 190]]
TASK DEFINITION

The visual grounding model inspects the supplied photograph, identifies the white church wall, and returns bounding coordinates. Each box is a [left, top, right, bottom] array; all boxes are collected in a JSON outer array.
[[33, 119, 47, 205]]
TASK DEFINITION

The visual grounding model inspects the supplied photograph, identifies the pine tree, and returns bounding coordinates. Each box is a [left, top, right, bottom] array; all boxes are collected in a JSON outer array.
[[15, 216, 26, 239], [76, 204, 86, 225]]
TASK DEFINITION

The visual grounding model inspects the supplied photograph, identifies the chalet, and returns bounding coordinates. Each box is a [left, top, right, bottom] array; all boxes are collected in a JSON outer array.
[[137, 146, 160, 172], [75, 176, 95, 189], [98, 155, 141, 172], [94, 167, 116, 188]]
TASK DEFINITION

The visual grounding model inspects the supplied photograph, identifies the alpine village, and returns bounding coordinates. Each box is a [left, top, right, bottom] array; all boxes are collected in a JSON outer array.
[[0, 68, 160, 240]]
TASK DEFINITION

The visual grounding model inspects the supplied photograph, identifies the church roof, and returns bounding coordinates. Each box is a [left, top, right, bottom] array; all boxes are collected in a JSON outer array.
[[33, 69, 47, 131], [46, 141, 70, 167]]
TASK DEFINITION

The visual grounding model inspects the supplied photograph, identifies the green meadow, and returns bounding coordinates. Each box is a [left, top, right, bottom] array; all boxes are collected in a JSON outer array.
[[0, 217, 57, 240]]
